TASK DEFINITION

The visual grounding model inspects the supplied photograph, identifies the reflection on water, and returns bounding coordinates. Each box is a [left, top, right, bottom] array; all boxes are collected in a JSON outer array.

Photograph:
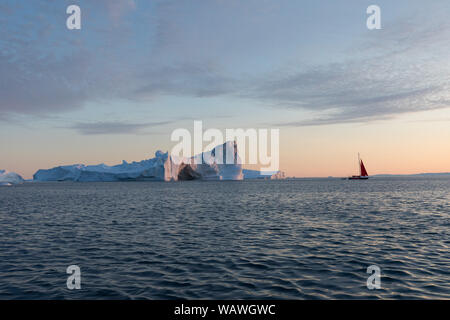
[[0, 177, 449, 299]]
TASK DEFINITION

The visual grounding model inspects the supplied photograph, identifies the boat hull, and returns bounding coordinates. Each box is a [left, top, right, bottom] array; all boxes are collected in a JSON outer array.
[[348, 176, 369, 180]]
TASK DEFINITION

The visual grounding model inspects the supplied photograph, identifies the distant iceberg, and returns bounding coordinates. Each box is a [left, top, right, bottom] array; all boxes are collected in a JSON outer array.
[[243, 170, 286, 180], [34, 141, 243, 182], [33, 141, 285, 182], [0, 170, 25, 185]]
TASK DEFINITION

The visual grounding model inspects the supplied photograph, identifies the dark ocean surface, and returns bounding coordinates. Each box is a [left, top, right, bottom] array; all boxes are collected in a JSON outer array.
[[0, 178, 449, 299]]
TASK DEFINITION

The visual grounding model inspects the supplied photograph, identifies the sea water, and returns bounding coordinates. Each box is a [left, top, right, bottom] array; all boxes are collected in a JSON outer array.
[[0, 177, 449, 299]]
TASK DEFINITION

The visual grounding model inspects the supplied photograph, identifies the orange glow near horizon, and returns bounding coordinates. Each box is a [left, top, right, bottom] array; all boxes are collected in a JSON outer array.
[[2, 110, 450, 180], [279, 110, 450, 177]]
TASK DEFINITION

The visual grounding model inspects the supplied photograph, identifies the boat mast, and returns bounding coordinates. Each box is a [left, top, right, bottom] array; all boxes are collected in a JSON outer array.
[[358, 153, 361, 176]]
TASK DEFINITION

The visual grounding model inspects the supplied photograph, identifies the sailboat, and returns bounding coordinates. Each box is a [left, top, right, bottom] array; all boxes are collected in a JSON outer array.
[[348, 153, 369, 180]]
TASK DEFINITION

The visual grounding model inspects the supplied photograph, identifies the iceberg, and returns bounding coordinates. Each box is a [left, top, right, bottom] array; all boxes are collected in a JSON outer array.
[[34, 141, 244, 182], [243, 169, 286, 180], [0, 170, 25, 185]]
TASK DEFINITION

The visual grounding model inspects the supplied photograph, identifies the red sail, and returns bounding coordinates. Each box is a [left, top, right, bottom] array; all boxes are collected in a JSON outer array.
[[360, 160, 368, 177]]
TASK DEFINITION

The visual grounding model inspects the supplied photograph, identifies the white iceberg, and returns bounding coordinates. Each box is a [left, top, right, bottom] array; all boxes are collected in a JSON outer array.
[[34, 141, 244, 182], [0, 170, 25, 185], [243, 169, 286, 180]]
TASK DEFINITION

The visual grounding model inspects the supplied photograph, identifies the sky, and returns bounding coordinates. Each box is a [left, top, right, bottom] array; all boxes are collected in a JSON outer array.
[[1, 0, 449, 178]]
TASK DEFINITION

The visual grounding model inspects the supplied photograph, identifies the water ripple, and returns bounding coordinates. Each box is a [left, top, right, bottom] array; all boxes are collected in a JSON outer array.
[[0, 177, 449, 299]]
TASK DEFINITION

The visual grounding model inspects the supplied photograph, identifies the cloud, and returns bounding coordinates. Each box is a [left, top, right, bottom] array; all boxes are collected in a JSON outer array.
[[133, 63, 236, 99], [1, 0, 449, 128], [251, 59, 449, 125], [0, 0, 237, 121], [0, 51, 90, 114], [100, 0, 136, 24], [68, 121, 172, 135], [0, 1, 125, 119], [250, 16, 450, 126]]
